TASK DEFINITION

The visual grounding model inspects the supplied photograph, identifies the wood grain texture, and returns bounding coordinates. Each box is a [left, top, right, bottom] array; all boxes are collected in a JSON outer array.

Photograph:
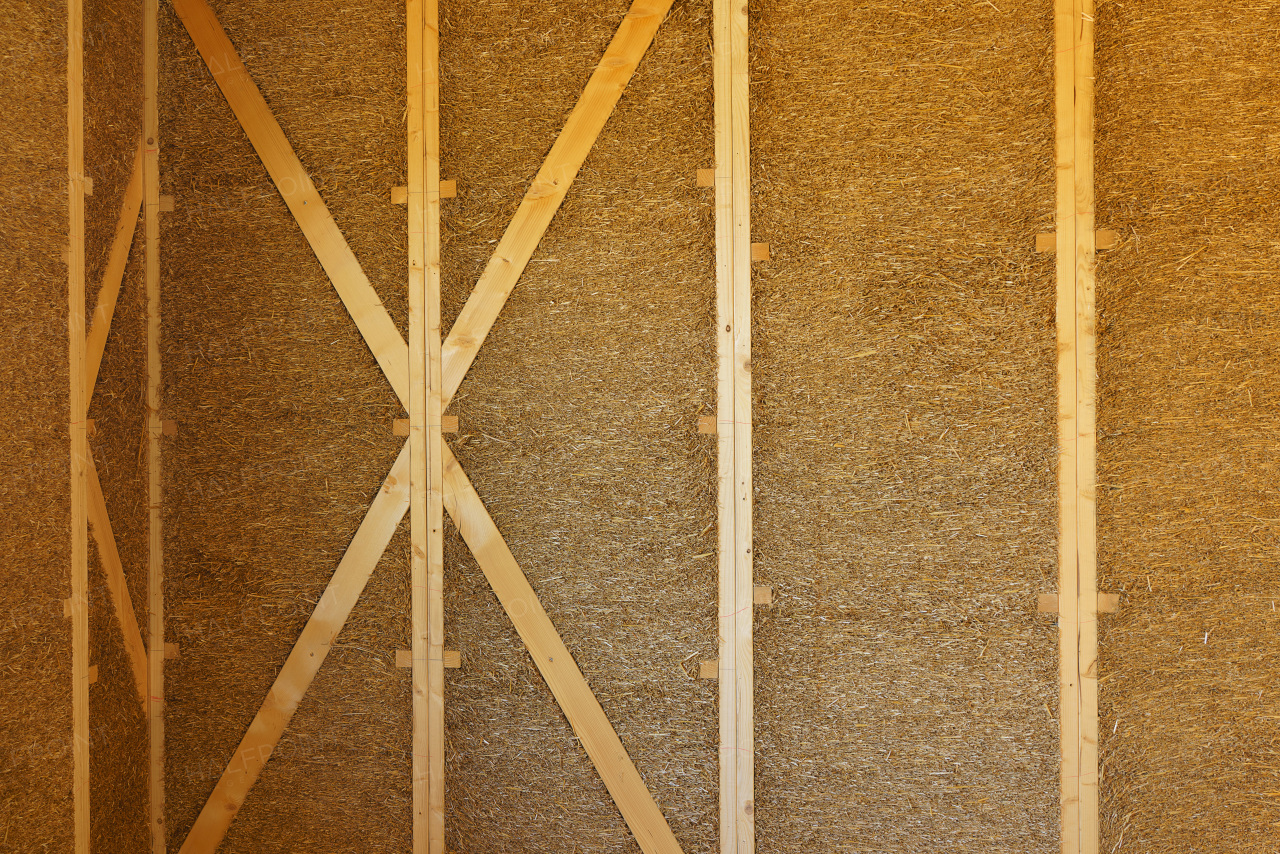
[[438, 0, 675, 404], [441, 443, 683, 854], [713, 0, 753, 849], [143, 0, 164, 847], [1055, 1, 1097, 852], [67, 0, 90, 848], [170, 0, 410, 408], [87, 456, 148, 708], [85, 137, 143, 407], [176, 445, 412, 854], [407, 0, 446, 849]]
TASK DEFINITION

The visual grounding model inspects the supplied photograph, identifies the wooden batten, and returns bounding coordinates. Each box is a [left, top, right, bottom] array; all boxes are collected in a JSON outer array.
[[67, 0, 90, 849], [1055, 1, 1098, 852], [143, 0, 165, 848]]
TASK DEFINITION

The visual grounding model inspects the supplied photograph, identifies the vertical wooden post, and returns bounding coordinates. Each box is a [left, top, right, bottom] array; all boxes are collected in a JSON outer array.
[[144, 0, 165, 848], [408, 0, 445, 849], [423, 1, 446, 850], [1055, 1, 1097, 852], [67, 0, 90, 849], [713, 0, 752, 850]]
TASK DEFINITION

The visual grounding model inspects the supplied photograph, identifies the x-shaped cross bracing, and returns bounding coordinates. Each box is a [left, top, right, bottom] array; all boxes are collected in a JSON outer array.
[[169, 1, 683, 852]]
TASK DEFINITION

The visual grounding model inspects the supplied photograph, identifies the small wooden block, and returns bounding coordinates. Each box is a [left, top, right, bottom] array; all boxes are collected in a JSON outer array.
[[390, 185, 408, 205], [61, 245, 71, 264], [1096, 229, 1120, 251], [161, 419, 178, 436], [164, 642, 180, 660], [63, 598, 73, 618], [395, 416, 458, 435], [1035, 232, 1056, 253], [753, 585, 773, 606], [1098, 592, 1120, 614], [84, 176, 94, 196], [158, 195, 175, 212], [439, 179, 457, 199], [696, 168, 715, 188], [699, 660, 718, 679], [88, 664, 99, 685], [85, 419, 96, 438], [697, 415, 717, 435], [398, 649, 461, 668], [1037, 593, 1059, 613], [750, 243, 770, 262]]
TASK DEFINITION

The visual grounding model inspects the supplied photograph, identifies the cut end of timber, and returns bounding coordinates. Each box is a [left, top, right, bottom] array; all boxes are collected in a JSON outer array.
[[439, 179, 457, 199], [699, 660, 718, 679], [391, 185, 408, 204], [84, 176, 94, 196], [1037, 593, 1059, 613], [1035, 232, 1056, 253], [158, 195, 175, 213], [162, 419, 178, 436], [697, 415, 717, 434], [88, 664, 99, 685], [164, 642, 180, 660], [753, 585, 773, 606], [750, 242, 770, 262], [63, 598, 73, 618], [85, 419, 96, 438], [696, 168, 715, 188]]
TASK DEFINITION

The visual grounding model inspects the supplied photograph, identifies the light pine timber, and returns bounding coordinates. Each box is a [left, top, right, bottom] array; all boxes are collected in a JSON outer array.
[[67, 0, 90, 848], [87, 457, 148, 707], [423, 1, 447, 849], [713, 0, 753, 849], [438, 0, 675, 401], [144, 0, 165, 847], [1055, 1, 1099, 852], [177, 445, 412, 854], [441, 443, 683, 854], [406, 0, 428, 848], [85, 136, 143, 406], [170, 0, 410, 405]]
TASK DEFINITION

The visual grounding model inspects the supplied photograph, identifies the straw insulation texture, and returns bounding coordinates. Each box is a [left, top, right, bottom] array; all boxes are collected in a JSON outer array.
[[0, 1, 74, 850], [159, 0, 410, 849], [83, 0, 148, 849], [1094, 2, 1280, 851], [439, 0, 718, 850], [750, 1, 1060, 850]]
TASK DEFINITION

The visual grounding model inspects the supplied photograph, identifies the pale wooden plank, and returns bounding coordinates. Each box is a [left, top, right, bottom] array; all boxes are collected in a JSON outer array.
[[711, 0, 736, 847], [1073, 2, 1100, 852], [87, 456, 148, 708], [423, 1, 447, 849], [440, 443, 683, 854], [177, 444, 412, 854], [143, 0, 164, 848], [438, 0, 674, 404], [729, 0, 753, 844], [1055, 1, 1082, 851], [67, 0, 90, 848], [170, 0, 410, 408], [85, 136, 143, 407]]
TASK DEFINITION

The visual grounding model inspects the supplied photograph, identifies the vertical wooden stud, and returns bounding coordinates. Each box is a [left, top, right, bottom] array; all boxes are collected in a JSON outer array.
[[714, 0, 753, 849], [144, 0, 165, 848], [67, 0, 90, 848], [1055, 1, 1097, 853], [408, 0, 445, 849]]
